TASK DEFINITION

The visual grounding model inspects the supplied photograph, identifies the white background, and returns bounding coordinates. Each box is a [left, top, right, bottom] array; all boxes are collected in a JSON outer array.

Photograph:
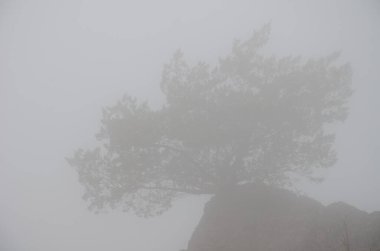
[[1, 0, 379, 250]]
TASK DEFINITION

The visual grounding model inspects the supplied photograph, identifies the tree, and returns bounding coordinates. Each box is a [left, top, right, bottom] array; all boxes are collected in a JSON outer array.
[[67, 26, 352, 217]]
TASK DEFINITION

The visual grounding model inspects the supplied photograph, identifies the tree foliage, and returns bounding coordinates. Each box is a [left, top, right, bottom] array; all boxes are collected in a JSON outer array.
[[67, 26, 352, 217]]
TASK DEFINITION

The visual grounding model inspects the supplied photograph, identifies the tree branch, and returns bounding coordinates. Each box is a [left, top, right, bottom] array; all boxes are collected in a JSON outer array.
[[153, 143, 217, 182], [139, 184, 214, 195]]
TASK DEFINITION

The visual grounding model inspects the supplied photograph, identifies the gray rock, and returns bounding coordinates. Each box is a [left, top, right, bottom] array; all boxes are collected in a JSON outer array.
[[186, 184, 380, 251]]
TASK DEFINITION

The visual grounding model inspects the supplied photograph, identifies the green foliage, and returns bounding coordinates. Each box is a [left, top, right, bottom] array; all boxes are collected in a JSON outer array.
[[67, 26, 352, 217]]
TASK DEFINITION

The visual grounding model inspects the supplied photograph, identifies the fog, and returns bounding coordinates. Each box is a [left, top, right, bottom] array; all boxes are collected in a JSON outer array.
[[1, 0, 379, 250]]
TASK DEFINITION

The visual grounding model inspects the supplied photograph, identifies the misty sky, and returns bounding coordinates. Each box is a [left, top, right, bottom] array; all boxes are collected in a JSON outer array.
[[1, 0, 379, 250]]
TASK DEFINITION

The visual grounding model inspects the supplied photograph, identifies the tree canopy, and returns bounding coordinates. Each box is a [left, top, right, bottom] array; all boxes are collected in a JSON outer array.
[[67, 26, 352, 217]]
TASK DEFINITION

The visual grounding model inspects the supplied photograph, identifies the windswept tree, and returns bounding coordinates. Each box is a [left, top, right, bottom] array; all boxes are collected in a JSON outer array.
[[67, 26, 352, 217]]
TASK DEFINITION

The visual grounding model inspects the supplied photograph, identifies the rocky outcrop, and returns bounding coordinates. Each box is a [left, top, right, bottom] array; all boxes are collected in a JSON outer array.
[[186, 184, 380, 251]]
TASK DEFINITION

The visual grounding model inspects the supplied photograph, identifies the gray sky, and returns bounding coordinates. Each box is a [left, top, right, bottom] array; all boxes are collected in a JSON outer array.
[[1, 0, 379, 250]]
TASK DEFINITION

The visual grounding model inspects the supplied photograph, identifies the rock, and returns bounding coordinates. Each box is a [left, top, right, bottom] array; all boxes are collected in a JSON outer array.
[[186, 184, 380, 251]]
